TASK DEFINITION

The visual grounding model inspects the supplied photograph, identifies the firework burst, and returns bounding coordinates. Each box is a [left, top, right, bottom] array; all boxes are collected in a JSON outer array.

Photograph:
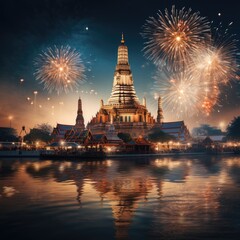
[[189, 23, 238, 114], [190, 29, 238, 86], [142, 5, 211, 71], [34, 45, 85, 94], [145, 6, 239, 117], [153, 68, 204, 118]]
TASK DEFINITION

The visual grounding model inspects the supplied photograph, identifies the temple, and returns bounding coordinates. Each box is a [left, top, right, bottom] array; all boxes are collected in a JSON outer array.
[[52, 35, 191, 143], [87, 34, 156, 137], [52, 97, 84, 142]]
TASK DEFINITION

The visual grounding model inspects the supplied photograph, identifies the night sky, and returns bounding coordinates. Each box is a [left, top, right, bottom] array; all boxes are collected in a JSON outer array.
[[0, 0, 240, 133]]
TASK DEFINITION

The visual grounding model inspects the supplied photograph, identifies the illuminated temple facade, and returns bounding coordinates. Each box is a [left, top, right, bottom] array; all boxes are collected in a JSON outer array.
[[52, 35, 190, 143], [87, 35, 163, 137]]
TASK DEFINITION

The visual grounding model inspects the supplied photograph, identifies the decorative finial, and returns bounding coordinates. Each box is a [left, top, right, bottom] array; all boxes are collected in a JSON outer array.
[[121, 32, 125, 44]]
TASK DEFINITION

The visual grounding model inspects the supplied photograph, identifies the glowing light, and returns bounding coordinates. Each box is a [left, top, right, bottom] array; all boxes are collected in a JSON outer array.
[[176, 36, 181, 42], [34, 45, 85, 94], [219, 121, 226, 131], [8, 116, 13, 128]]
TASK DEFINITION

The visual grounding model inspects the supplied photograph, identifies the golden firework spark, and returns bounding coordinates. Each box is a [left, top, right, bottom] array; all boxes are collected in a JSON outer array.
[[153, 69, 204, 118], [190, 44, 238, 85], [189, 28, 238, 114], [142, 5, 211, 70], [34, 45, 85, 94]]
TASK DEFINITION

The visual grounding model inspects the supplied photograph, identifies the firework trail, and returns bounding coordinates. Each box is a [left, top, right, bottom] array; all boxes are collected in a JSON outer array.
[[34, 45, 85, 94]]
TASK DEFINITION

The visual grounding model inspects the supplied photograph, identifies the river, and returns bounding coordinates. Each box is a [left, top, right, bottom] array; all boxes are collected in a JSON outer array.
[[1, 155, 240, 239]]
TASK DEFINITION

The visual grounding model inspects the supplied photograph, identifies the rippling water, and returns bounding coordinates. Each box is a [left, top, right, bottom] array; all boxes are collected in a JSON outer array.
[[1, 155, 240, 239]]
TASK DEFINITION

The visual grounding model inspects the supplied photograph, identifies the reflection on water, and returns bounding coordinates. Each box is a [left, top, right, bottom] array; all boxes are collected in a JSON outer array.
[[1, 156, 240, 239]]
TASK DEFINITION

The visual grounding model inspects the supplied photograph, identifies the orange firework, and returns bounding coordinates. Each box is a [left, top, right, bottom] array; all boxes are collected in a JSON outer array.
[[142, 5, 211, 71], [34, 45, 85, 94]]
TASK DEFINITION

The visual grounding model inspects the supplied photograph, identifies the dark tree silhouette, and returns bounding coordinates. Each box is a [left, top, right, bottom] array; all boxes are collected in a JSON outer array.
[[24, 123, 53, 144], [117, 132, 132, 143], [227, 116, 240, 141], [0, 127, 19, 142], [192, 124, 224, 137], [148, 128, 176, 143]]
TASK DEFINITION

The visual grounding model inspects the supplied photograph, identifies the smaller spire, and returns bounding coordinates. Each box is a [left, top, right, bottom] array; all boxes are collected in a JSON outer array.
[[100, 99, 104, 107], [143, 97, 146, 107], [121, 32, 125, 44], [76, 97, 85, 130], [157, 96, 164, 124]]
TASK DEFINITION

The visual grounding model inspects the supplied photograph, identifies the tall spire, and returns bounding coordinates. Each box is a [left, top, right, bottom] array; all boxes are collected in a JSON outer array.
[[117, 34, 129, 65], [75, 97, 85, 129], [108, 34, 139, 105], [157, 97, 164, 124], [121, 32, 125, 44]]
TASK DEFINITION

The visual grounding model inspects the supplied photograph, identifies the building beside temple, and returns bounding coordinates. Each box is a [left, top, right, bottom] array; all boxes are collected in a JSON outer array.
[[52, 35, 191, 143], [51, 98, 84, 141], [161, 121, 190, 142]]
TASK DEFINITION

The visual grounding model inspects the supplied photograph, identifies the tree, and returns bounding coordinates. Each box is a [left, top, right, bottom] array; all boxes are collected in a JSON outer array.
[[192, 124, 224, 137], [226, 116, 240, 141], [36, 123, 53, 133], [117, 132, 132, 143], [0, 127, 19, 142], [148, 128, 176, 143], [24, 123, 53, 144]]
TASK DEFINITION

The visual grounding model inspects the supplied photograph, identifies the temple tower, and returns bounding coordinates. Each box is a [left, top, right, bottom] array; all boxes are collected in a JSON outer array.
[[108, 34, 139, 106], [87, 35, 156, 137], [75, 98, 85, 130]]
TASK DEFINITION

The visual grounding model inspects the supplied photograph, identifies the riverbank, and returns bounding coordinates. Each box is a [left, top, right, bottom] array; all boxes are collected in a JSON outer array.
[[0, 150, 41, 157], [106, 151, 235, 158], [0, 150, 236, 159]]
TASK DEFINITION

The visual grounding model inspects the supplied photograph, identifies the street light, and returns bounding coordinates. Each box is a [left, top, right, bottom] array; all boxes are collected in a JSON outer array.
[[33, 91, 38, 111], [8, 116, 13, 128]]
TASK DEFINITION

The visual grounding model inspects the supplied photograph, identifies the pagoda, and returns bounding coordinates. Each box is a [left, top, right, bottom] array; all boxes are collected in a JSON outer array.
[[87, 34, 156, 137]]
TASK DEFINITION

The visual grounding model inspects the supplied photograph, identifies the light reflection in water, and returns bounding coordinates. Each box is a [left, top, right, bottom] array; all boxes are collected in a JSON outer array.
[[0, 156, 240, 239]]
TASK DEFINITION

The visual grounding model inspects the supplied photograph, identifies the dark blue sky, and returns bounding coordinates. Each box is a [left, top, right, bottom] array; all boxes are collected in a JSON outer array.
[[0, 0, 240, 131]]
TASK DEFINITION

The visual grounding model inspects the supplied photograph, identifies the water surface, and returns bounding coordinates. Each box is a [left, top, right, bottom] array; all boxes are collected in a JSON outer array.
[[1, 155, 240, 239]]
